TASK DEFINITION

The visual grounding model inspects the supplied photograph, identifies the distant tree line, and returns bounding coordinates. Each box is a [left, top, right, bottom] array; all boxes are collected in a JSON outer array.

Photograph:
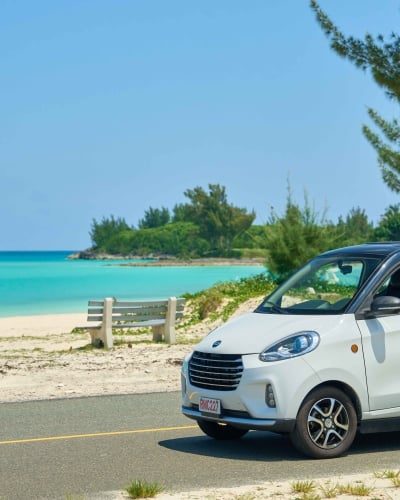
[[89, 184, 255, 258], [88, 182, 400, 280]]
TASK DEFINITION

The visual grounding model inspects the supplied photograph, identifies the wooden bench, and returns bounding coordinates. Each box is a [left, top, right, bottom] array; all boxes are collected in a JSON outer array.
[[84, 297, 185, 348]]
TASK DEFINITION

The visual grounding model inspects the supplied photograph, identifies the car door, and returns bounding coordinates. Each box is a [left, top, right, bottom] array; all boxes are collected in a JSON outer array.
[[357, 272, 400, 411]]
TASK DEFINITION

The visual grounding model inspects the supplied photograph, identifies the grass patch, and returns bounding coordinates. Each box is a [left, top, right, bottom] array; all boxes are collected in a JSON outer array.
[[337, 481, 373, 496], [318, 480, 338, 498], [374, 469, 400, 479], [291, 480, 316, 494], [125, 479, 164, 498], [373, 468, 400, 488]]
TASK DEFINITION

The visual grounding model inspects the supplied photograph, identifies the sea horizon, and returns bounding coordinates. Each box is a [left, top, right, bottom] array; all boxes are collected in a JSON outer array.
[[0, 250, 265, 318]]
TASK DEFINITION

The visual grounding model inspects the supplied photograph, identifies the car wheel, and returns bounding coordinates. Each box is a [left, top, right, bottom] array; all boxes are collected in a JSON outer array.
[[197, 420, 248, 440], [290, 386, 357, 459]]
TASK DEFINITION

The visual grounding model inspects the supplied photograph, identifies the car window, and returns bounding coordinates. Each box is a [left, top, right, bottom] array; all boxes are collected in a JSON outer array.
[[375, 277, 391, 297], [257, 256, 380, 315], [374, 268, 400, 298]]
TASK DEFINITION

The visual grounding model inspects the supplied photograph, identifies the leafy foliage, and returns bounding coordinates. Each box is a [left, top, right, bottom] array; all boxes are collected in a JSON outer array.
[[183, 273, 273, 322], [173, 184, 255, 255], [138, 207, 171, 229], [232, 225, 269, 250], [129, 222, 209, 257], [265, 190, 338, 281], [336, 206, 374, 245], [311, 0, 400, 193], [374, 204, 400, 240], [90, 216, 131, 252], [88, 184, 255, 257]]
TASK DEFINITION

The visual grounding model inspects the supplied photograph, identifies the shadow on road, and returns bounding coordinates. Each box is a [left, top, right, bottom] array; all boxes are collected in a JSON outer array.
[[352, 431, 400, 455], [159, 429, 400, 462], [160, 431, 302, 462]]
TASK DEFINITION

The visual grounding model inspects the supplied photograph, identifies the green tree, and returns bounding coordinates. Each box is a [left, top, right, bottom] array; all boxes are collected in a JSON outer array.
[[173, 184, 255, 255], [266, 192, 337, 281], [310, 0, 400, 192], [129, 222, 209, 257], [232, 225, 269, 250], [89, 216, 131, 252], [336, 206, 374, 246], [374, 204, 400, 240], [138, 207, 171, 229]]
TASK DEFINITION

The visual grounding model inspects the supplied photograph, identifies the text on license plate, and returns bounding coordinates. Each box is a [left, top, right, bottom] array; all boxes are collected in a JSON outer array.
[[199, 397, 221, 415]]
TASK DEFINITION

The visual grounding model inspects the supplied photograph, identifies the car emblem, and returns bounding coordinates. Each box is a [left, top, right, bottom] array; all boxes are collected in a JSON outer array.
[[212, 340, 222, 348]]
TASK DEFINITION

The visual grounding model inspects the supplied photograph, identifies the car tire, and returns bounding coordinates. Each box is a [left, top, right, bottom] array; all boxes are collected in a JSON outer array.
[[290, 386, 357, 459], [197, 420, 248, 440]]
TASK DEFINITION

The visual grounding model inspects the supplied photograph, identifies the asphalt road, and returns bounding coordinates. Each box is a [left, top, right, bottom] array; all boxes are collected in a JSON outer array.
[[1, 392, 400, 499]]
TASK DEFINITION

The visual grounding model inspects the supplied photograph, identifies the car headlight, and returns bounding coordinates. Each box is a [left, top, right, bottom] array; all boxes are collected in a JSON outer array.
[[259, 331, 320, 362]]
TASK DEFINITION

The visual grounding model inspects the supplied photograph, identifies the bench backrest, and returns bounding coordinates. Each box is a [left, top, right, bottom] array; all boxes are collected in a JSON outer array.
[[87, 298, 186, 324]]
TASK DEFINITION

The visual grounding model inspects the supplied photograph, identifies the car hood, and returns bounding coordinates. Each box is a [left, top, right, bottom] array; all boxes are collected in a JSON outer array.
[[194, 311, 350, 355]]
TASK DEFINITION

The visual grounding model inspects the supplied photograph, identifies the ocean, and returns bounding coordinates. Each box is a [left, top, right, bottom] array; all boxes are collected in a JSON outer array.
[[0, 251, 265, 317]]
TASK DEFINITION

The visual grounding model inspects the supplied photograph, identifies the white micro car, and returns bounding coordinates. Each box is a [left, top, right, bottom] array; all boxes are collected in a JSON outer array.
[[181, 243, 400, 458]]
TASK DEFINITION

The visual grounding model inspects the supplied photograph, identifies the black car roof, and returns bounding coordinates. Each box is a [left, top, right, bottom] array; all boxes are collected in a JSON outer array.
[[320, 242, 400, 259]]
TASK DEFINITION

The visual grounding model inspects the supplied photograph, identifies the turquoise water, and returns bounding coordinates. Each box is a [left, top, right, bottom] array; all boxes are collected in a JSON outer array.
[[0, 251, 265, 317]]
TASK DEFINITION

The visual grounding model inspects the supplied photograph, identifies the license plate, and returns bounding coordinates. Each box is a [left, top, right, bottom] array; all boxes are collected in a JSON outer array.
[[199, 397, 221, 415]]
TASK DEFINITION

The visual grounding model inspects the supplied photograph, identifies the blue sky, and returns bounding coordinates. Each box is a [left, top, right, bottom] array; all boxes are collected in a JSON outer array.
[[2, 0, 400, 250]]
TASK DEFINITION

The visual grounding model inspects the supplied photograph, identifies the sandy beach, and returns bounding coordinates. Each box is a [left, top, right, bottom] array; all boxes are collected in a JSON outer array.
[[0, 312, 200, 402], [1, 302, 400, 499], [0, 296, 262, 402]]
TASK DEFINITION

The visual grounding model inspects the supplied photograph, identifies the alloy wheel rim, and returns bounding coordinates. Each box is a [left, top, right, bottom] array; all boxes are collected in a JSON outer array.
[[307, 397, 350, 449]]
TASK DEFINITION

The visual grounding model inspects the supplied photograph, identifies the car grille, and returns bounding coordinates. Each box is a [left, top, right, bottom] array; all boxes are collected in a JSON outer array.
[[188, 351, 243, 391]]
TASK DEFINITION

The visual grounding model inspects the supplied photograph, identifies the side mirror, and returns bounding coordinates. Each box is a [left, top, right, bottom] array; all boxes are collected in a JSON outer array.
[[369, 295, 400, 316]]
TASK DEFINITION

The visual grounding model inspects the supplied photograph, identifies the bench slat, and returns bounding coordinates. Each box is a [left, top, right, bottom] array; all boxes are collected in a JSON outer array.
[[87, 307, 104, 314], [87, 311, 184, 323], [114, 299, 185, 307], [112, 313, 166, 322], [112, 319, 164, 328], [88, 298, 185, 307], [87, 315, 104, 322], [88, 300, 104, 307], [111, 306, 166, 314]]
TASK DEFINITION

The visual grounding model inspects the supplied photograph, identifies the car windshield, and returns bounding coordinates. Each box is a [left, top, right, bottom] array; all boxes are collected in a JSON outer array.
[[256, 255, 382, 315]]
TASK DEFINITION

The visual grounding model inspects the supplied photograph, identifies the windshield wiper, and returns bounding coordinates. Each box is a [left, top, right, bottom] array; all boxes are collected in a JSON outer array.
[[261, 300, 288, 314]]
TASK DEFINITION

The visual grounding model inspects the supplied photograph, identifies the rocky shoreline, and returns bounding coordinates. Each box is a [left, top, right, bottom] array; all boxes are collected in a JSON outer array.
[[67, 251, 265, 266]]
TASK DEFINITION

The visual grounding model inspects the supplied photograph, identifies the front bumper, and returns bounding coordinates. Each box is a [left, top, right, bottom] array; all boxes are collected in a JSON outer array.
[[182, 405, 295, 433], [182, 353, 321, 423]]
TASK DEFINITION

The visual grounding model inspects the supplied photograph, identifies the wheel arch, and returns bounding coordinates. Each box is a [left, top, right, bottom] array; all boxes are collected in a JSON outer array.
[[300, 380, 363, 422]]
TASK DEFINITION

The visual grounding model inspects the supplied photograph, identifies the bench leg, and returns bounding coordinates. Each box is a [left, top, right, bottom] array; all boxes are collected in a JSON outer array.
[[90, 327, 112, 348], [152, 325, 163, 342], [98, 298, 114, 348], [89, 328, 102, 346], [90, 298, 114, 349], [164, 297, 177, 344], [99, 324, 114, 348]]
